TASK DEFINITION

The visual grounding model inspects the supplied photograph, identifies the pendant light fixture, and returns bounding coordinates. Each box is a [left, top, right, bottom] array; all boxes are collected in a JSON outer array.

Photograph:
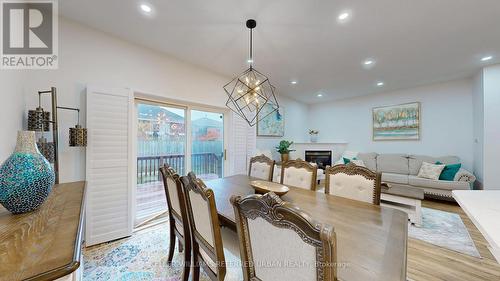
[[224, 19, 279, 126]]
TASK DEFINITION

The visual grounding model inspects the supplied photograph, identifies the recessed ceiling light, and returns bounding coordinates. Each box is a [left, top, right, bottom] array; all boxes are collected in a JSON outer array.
[[291, 80, 298, 85], [338, 12, 350, 21], [337, 10, 352, 23], [481, 56, 493, 62], [140, 4, 152, 13], [317, 93, 323, 97], [362, 58, 376, 69], [364, 59, 374, 65], [376, 81, 384, 87]]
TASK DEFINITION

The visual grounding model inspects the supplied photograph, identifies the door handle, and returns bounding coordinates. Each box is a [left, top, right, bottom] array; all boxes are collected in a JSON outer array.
[[224, 149, 227, 161]]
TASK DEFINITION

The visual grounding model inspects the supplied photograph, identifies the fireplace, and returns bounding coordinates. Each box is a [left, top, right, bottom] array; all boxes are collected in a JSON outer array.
[[305, 150, 332, 170]]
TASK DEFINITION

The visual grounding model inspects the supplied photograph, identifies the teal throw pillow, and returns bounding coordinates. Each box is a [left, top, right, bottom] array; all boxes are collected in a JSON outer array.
[[344, 157, 357, 164], [435, 161, 461, 181]]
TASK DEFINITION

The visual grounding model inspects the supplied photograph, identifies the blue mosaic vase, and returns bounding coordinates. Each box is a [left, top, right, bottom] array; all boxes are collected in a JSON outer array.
[[0, 131, 55, 214]]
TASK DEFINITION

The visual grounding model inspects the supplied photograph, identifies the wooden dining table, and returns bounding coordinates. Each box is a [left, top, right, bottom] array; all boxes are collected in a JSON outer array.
[[206, 174, 408, 281]]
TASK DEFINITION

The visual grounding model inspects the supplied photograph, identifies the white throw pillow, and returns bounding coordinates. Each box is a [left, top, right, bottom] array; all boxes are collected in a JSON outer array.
[[351, 159, 366, 167], [417, 162, 445, 180]]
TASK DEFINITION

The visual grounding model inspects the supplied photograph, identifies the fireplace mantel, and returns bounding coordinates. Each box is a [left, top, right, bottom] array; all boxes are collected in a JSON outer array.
[[293, 142, 348, 145], [290, 142, 349, 162]]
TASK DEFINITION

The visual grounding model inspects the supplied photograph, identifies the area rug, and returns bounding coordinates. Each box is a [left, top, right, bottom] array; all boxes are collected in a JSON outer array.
[[83, 224, 212, 281], [408, 207, 481, 258]]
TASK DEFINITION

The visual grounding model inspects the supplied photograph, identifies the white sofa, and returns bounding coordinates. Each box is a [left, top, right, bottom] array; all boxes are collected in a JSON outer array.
[[353, 153, 475, 199]]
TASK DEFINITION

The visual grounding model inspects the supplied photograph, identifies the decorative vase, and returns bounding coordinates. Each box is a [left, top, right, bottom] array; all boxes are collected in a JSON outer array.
[[310, 134, 318, 143], [0, 131, 55, 214], [281, 153, 289, 163]]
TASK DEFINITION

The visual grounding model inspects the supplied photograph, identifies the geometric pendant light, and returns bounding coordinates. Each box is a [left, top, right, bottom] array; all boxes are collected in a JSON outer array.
[[224, 19, 279, 126]]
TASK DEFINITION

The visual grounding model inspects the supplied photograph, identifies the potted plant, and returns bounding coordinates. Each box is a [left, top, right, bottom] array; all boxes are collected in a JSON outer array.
[[276, 140, 295, 162], [309, 129, 319, 143]]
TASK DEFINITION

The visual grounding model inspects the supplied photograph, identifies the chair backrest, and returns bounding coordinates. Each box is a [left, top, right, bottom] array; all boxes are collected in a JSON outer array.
[[273, 164, 282, 183], [159, 165, 190, 233], [231, 192, 337, 281], [181, 172, 226, 280], [249, 154, 275, 181], [325, 163, 382, 205], [281, 159, 318, 190]]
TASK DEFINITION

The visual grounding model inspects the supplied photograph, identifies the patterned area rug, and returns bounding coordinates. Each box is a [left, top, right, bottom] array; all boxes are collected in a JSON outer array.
[[83, 224, 211, 281], [408, 207, 481, 258], [83, 208, 481, 280]]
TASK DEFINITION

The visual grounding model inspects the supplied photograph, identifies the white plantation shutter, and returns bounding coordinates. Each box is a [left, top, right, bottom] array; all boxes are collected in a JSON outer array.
[[86, 86, 133, 246], [246, 125, 257, 161], [229, 113, 256, 176]]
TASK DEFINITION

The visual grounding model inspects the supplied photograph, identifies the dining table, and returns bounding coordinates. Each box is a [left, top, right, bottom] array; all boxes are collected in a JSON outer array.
[[206, 174, 408, 281]]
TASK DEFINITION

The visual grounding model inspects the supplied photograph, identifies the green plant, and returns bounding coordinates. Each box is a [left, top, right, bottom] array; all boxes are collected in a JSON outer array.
[[275, 140, 295, 154]]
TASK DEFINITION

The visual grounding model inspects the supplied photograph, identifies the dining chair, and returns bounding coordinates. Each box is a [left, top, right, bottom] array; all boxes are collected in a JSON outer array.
[[281, 159, 318, 191], [231, 192, 338, 281], [325, 163, 382, 205], [272, 163, 282, 183], [181, 172, 242, 281], [159, 165, 191, 281], [249, 154, 275, 181]]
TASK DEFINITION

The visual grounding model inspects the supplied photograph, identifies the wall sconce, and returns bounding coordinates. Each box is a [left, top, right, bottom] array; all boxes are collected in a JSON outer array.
[[27, 87, 88, 183]]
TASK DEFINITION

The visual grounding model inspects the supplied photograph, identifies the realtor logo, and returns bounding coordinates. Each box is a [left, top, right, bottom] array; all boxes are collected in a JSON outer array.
[[1, 0, 58, 69]]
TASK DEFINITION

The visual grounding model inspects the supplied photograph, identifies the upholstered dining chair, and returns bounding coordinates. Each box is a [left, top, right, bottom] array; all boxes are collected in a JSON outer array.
[[325, 163, 382, 205], [249, 154, 275, 181], [181, 172, 242, 281], [281, 159, 318, 191], [231, 192, 338, 281], [273, 163, 282, 183], [159, 165, 191, 281]]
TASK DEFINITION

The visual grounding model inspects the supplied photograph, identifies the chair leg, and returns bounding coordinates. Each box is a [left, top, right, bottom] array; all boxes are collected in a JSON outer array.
[[167, 221, 176, 265], [192, 242, 200, 281], [178, 238, 184, 252], [182, 236, 191, 281]]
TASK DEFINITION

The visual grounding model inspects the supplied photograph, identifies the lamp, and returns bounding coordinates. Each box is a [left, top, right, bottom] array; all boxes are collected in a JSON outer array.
[[57, 106, 88, 147], [27, 87, 88, 184], [224, 19, 279, 126]]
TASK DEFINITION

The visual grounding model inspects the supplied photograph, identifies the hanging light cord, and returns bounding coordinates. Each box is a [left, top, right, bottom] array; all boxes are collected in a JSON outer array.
[[249, 25, 253, 68], [246, 19, 256, 69]]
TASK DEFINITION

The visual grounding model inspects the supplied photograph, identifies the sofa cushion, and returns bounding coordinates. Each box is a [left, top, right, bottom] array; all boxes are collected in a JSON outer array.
[[408, 175, 470, 191], [408, 155, 460, 175], [382, 173, 409, 185], [376, 154, 409, 174], [436, 162, 462, 181], [357, 152, 377, 171], [417, 162, 446, 180]]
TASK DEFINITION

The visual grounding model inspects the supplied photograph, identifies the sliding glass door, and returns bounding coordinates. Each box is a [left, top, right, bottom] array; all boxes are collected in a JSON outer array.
[[191, 110, 224, 181], [136, 102, 186, 226], [134, 102, 226, 227]]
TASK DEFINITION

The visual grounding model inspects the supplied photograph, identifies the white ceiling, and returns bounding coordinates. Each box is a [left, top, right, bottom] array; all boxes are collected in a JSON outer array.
[[60, 0, 500, 104]]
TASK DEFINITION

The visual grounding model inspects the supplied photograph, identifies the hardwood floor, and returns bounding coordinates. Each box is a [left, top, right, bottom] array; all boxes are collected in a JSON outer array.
[[407, 199, 500, 281]]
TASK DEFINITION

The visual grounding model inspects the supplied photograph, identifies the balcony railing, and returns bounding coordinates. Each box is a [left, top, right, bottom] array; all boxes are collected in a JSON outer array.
[[137, 153, 222, 184]]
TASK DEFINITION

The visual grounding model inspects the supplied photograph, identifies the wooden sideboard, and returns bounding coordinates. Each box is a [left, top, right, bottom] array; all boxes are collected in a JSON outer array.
[[0, 181, 86, 281]]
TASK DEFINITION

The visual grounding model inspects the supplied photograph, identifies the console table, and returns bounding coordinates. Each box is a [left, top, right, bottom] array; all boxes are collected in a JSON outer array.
[[453, 190, 500, 263], [0, 181, 86, 281]]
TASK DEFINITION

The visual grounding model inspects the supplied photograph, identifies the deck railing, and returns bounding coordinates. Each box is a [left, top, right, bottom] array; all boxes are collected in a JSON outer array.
[[137, 153, 222, 184]]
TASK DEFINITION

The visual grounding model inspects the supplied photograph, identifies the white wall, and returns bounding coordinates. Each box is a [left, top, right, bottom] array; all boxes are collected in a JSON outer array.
[[308, 79, 475, 170], [0, 71, 26, 162], [23, 18, 231, 182], [256, 96, 309, 160], [482, 64, 500, 189], [472, 70, 484, 188]]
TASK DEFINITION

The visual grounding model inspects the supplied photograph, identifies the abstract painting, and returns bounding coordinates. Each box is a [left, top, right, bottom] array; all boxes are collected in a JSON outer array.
[[373, 102, 420, 140], [257, 104, 284, 137]]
